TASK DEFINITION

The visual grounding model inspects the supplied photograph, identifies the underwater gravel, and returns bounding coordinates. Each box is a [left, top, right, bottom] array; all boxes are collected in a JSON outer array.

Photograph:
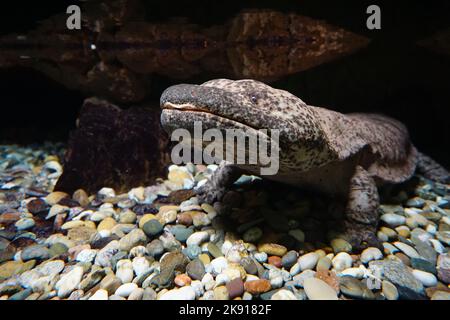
[[0, 143, 449, 300]]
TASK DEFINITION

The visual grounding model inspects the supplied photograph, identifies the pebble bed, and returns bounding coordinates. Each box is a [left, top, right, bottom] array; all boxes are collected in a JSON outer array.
[[0, 143, 449, 300]]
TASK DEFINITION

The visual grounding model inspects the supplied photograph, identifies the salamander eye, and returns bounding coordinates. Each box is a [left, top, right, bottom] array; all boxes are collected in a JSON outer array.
[[250, 95, 258, 104]]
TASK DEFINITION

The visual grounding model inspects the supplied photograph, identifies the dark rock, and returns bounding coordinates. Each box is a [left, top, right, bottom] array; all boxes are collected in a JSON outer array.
[[142, 219, 163, 237], [21, 244, 50, 261], [133, 204, 158, 215], [240, 257, 258, 275], [281, 250, 298, 269], [411, 257, 437, 275], [160, 189, 196, 204], [226, 277, 244, 299], [90, 235, 120, 250], [8, 288, 33, 300], [170, 225, 193, 242], [146, 239, 164, 258], [437, 254, 450, 284], [54, 98, 171, 194], [26, 199, 48, 214], [186, 259, 205, 280]]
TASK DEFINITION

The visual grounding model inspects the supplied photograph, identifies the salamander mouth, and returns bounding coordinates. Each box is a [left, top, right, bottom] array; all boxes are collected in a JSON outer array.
[[162, 102, 260, 131]]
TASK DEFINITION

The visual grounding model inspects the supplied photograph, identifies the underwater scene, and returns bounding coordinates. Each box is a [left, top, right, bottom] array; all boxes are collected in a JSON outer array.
[[0, 0, 450, 303]]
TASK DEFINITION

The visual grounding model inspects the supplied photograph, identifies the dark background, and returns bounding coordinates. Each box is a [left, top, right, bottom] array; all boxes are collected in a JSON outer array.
[[0, 0, 449, 166]]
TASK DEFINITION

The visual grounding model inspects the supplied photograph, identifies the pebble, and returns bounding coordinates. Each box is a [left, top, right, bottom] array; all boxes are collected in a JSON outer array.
[[159, 286, 196, 300], [292, 270, 316, 287], [213, 286, 229, 300], [253, 252, 268, 263], [361, 247, 383, 264], [382, 280, 399, 300], [143, 219, 163, 237], [316, 256, 332, 271], [55, 266, 84, 298], [393, 242, 420, 259], [257, 243, 287, 256], [132, 257, 150, 277], [339, 276, 374, 300], [210, 257, 228, 275], [243, 227, 263, 243], [89, 289, 108, 300], [380, 214, 406, 227], [431, 291, 450, 300], [170, 226, 193, 242], [21, 245, 50, 261], [298, 252, 319, 271], [332, 252, 353, 271], [118, 229, 147, 252], [128, 287, 144, 300], [281, 251, 298, 269], [15, 218, 35, 231], [226, 277, 244, 299], [244, 279, 271, 294], [174, 274, 192, 287], [115, 283, 138, 297], [186, 259, 205, 280], [116, 259, 134, 283], [76, 249, 97, 263], [207, 242, 223, 258], [303, 278, 338, 300], [437, 254, 450, 284], [271, 289, 297, 300], [100, 274, 122, 295], [412, 269, 438, 287], [331, 238, 352, 253], [186, 231, 209, 247]]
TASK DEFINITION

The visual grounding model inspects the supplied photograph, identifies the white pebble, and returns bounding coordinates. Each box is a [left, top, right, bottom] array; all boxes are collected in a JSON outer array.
[[271, 289, 297, 300], [289, 262, 301, 276], [303, 278, 338, 300], [159, 286, 196, 300], [380, 214, 406, 227], [429, 239, 446, 254], [210, 257, 228, 275], [332, 252, 353, 271], [412, 269, 437, 287], [55, 266, 84, 298], [393, 242, 420, 259], [132, 257, 150, 277], [115, 283, 138, 297], [116, 259, 134, 283], [186, 231, 210, 247], [89, 289, 108, 300], [215, 273, 230, 286], [340, 266, 367, 279], [298, 252, 319, 271], [76, 249, 97, 263], [360, 247, 383, 264]]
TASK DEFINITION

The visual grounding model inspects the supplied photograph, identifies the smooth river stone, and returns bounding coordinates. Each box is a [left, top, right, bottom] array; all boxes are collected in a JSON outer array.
[[303, 278, 338, 300]]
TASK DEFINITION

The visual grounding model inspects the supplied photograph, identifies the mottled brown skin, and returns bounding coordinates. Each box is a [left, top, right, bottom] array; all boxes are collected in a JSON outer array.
[[160, 79, 450, 251]]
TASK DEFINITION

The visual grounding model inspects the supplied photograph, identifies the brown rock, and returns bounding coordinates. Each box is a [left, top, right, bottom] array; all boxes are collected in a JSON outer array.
[[174, 274, 191, 287], [315, 270, 340, 293], [161, 189, 196, 204], [268, 256, 282, 268], [394, 252, 411, 266], [177, 212, 193, 226], [226, 277, 244, 299], [0, 212, 21, 225], [54, 98, 171, 194], [244, 279, 271, 294], [26, 199, 48, 214]]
